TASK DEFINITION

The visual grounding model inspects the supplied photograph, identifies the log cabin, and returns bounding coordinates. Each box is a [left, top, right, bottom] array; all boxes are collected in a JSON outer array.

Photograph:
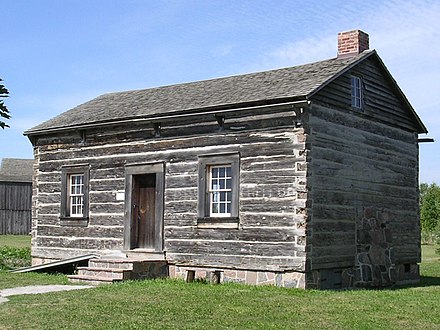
[[24, 30, 427, 288]]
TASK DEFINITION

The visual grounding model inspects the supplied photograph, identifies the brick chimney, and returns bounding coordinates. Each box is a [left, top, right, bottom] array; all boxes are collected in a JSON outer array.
[[337, 30, 369, 57]]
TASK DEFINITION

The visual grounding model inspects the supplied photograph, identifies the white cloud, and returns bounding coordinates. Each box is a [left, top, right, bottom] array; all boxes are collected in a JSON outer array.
[[268, 35, 335, 67], [254, 0, 440, 182]]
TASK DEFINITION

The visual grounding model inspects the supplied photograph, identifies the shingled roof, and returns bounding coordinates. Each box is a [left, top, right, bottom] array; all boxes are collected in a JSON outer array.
[[0, 158, 33, 183], [25, 50, 377, 135]]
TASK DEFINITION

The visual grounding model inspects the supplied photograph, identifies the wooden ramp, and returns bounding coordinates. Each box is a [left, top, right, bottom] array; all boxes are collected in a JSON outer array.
[[10, 254, 99, 274]]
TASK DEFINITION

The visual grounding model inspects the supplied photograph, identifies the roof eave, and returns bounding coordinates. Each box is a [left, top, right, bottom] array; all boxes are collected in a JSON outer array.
[[24, 98, 310, 137], [307, 50, 376, 98]]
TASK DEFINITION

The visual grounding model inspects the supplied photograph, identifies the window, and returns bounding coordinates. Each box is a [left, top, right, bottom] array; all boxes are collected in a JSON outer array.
[[351, 75, 363, 109], [209, 165, 232, 216], [61, 165, 90, 226], [69, 174, 85, 217], [198, 153, 239, 226]]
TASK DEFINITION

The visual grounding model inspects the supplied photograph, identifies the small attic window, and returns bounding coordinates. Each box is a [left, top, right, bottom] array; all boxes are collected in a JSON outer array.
[[351, 76, 363, 109]]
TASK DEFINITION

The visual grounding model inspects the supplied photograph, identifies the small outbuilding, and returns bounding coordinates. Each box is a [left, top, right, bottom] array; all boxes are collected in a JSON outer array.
[[0, 158, 33, 235], [24, 30, 427, 288]]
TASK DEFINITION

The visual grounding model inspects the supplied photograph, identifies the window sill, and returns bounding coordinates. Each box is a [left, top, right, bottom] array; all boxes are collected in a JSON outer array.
[[60, 217, 89, 227], [197, 217, 239, 229]]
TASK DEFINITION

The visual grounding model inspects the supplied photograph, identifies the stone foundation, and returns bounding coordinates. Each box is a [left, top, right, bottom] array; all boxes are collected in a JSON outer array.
[[169, 265, 306, 288], [32, 256, 60, 266], [355, 207, 403, 287]]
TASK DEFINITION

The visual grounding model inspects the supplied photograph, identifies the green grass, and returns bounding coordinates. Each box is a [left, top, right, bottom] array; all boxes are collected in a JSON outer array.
[[0, 235, 31, 248], [0, 244, 438, 329], [0, 235, 32, 270]]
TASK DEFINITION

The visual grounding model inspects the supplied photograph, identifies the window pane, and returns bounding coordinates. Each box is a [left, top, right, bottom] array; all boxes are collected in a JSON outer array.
[[207, 164, 234, 216], [69, 173, 85, 217]]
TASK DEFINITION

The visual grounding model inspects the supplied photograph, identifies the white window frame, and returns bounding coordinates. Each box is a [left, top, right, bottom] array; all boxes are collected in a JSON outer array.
[[351, 75, 363, 109], [208, 165, 232, 217], [68, 173, 85, 217]]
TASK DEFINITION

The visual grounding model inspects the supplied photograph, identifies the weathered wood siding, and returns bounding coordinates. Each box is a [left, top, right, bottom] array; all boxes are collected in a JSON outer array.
[[307, 57, 420, 286], [0, 182, 32, 235], [32, 107, 308, 272], [311, 56, 420, 132]]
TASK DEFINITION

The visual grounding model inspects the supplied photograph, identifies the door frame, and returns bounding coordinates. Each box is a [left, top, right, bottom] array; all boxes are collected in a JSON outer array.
[[123, 162, 164, 251]]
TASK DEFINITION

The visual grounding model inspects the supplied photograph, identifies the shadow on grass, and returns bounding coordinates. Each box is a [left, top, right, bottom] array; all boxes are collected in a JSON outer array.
[[418, 276, 440, 287], [392, 276, 440, 290]]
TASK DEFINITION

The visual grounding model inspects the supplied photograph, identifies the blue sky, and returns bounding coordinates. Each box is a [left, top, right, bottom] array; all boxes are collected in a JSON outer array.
[[2, 0, 439, 183]]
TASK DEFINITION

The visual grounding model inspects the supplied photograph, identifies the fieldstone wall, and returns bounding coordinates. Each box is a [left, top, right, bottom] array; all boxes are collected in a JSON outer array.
[[355, 207, 396, 287], [169, 265, 306, 288]]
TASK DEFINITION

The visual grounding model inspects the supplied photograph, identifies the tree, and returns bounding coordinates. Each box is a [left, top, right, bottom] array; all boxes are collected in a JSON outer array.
[[420, 183, 440, 233], [420, 182, 429, 205], [0, 78, 11, 129]]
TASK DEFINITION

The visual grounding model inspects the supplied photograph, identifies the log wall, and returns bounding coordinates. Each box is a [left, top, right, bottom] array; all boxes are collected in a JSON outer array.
[[306, 58, 420, 287], [31, 107, 308, 272]]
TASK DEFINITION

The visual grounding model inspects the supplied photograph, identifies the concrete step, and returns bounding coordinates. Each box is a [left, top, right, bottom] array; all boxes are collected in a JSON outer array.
[[76, 266, 132, 280], [88, 258, 138, 270], [69, 258, 169, 285], [68, 274, 121, 285], [126, 250, 166, 261]]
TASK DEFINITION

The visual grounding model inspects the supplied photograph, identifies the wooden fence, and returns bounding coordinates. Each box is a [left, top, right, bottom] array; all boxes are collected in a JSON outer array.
[[0, 182, 32, 235]]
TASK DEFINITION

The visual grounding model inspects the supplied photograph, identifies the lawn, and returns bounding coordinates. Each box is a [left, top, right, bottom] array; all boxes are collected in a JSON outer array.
[[0, 235, 31, 249], [0, 239, 439, 329]]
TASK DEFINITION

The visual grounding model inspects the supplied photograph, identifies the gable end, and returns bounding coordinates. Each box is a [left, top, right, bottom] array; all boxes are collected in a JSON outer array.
[[309, 53, 427, 133]]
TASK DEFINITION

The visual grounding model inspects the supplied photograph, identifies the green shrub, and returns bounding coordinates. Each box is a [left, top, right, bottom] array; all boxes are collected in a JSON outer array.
[[0, 246, 31, 270]]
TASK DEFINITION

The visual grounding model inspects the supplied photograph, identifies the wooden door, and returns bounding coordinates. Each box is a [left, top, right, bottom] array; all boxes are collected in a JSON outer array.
[[132, 174, 156, 249]]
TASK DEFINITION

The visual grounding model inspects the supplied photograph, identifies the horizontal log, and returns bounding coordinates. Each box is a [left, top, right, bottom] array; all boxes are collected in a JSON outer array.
[[38, 128, 300, 162], [165, 239, 304, 257], [165, 200, 198, 214], [90, 203, 124, 214], [90, 214, 124, 226], [32, 247, 106, 260], [90, 179, 125, 192], [164, 213, 197, 227], [239, 212, 305, 227], [165, 226, 301, 242], [241, 198, 305, 213], [36, 214, 60, 226], [312, 204, 355, 222], [167, 253, 305, 272], [37, 193, 61, 204], [37, 182, 61, 194], [37, 225, 124, 238], [309, 255, 355, 270], [35, 236, 122, 250]]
